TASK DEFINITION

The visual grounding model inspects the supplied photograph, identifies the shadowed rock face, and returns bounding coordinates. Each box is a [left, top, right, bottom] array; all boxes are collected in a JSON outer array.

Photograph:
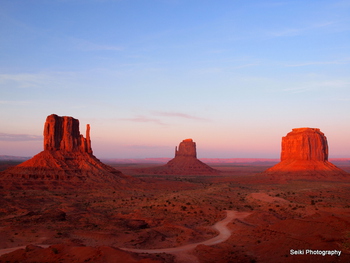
[[166, 139, 219, 175], [175, 139, 197, 158], [264, 127, 348, 179], [0, 114, 131, 189]]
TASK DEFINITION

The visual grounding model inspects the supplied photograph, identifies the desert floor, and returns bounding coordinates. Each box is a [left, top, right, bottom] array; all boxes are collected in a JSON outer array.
[[0, 161, 350, 262]]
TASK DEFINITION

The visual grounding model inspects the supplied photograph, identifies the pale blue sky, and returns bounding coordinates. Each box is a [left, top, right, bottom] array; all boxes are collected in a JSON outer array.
[[1, 0, 350, 158]]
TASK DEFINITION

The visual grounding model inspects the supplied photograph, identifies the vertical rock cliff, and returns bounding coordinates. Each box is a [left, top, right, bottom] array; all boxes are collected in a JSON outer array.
[[175, 139, 197, 158], [280, 128, 328, 161], [43, 114, 93, 153], [264, 127, 348, 179]]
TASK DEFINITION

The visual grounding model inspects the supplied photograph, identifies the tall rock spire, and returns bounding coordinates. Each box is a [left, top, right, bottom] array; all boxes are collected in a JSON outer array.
[[85, 124, 92, 154]]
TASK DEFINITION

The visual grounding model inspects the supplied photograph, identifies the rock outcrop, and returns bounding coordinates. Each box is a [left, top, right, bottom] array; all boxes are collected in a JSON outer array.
[[43, 114, 93, 153], [0, 114, 131, 189], [175, 139, 197, 158], [280, 128, 328, 162], [264, 128, 348, 179], [137, 139, 219, 175]]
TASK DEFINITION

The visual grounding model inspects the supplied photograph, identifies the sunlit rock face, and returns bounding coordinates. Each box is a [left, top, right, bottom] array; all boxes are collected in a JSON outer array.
[[280, 128, 328, 161], [0, 114, 131, 189], [264, 127, 348, 179], [44, 114, 92, 153]]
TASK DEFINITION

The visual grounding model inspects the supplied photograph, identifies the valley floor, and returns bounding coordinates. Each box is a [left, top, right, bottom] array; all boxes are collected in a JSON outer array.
[[0, 163, 350, 262]]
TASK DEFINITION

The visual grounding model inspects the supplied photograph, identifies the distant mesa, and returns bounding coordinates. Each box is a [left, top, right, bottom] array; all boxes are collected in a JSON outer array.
[[263, 127, 348, 179], [175, 138, 197, 158], [137, 139, 219, 175], [0, 114, 131, 189]]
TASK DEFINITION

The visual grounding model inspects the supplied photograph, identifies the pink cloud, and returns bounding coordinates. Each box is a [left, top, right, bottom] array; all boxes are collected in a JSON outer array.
[[154, 111, 209, 121], [0, 133, 42, 142], [120, 116, 166, 125]]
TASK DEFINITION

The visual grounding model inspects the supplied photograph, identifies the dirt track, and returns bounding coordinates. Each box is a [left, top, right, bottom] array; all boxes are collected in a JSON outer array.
[[120, 210, 251, 254], [0, 210, 250, 260]]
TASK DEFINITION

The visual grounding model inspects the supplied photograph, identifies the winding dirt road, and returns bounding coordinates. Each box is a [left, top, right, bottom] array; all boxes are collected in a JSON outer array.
[[120, 210, 251, 254], [0, 210, 251, 260]]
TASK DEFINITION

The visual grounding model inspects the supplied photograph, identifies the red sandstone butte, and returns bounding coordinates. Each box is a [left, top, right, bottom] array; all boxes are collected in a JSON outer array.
[[43, 114, 92, 154], [138, 139, 219, 175], [264, 127, 348, 178], [175, 138, 197, 158], [0, 114, 131, 189]]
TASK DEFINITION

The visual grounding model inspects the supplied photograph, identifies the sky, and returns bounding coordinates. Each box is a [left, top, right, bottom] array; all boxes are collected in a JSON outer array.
[[1, 0, 350, 159]]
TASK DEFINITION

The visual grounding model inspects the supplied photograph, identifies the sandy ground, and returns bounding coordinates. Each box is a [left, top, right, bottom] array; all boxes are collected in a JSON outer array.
[[1, 162, 350, 262], [248, 192, 290, 204], [121, 210, 250, 253], [0, 245, 50, 256], [0, 210, 250, 257]]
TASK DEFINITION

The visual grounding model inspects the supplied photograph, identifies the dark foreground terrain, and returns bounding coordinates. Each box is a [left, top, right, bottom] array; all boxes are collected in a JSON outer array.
[[0, 161, 350, 262]]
